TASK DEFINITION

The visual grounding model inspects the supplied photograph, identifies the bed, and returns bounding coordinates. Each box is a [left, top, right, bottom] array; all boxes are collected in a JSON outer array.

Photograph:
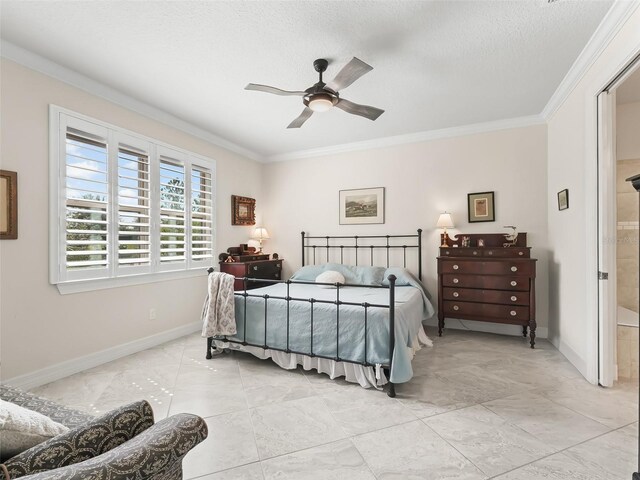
[[204, 230, 435, 397]]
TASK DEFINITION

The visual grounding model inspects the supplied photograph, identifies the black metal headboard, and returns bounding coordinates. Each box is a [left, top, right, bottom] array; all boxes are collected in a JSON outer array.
[[301, 229, 423, 281]]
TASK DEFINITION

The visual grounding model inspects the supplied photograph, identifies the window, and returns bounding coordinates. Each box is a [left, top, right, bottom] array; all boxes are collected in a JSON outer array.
[[50, 107, 216, 291]]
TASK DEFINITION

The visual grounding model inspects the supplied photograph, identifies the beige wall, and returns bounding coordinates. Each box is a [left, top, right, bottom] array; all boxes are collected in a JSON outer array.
[[0, 60, 263, 380], [547, 6, 640, 380], [263, 125, 549, 335], [617, 100, 640, 161]]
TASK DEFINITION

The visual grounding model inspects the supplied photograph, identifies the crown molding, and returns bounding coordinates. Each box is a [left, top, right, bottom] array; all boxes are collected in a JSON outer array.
[[265, 114, 546, 162], [541, 0, 640, 120], [0, 40, 264, 162]]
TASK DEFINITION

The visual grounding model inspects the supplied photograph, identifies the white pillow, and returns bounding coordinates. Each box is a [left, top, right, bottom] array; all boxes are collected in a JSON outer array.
[[0, 400, 69, 460], [315, 270, 346, 288]]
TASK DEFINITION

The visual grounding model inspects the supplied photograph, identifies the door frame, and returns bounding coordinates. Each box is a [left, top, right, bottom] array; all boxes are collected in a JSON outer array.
[[595, 53, 640, 387]]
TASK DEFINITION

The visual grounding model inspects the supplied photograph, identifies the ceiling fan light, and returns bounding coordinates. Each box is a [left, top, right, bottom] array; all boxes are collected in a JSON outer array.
[[308, 94, 334, 112]]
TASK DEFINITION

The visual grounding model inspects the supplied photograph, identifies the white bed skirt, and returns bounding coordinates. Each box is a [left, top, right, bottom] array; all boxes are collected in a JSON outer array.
[[212, 327, 432, 389]]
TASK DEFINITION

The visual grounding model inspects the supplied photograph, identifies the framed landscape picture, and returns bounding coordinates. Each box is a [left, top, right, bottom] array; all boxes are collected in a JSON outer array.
[[339, 187, 385, 225], [467, 191, 495, 223]]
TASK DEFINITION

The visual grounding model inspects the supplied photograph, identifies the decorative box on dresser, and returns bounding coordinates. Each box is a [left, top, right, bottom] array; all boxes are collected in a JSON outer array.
[[437, 233, 537, 347], [219, 254, 283, 290]]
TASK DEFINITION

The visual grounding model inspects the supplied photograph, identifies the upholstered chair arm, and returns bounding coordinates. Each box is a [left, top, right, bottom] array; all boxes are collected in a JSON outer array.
[[2, 401, 154, 479], [14, 414, 208, 480]]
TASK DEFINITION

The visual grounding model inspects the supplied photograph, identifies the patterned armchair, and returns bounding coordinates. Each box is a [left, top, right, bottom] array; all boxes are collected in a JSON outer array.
[[0, 385, 207, 479]]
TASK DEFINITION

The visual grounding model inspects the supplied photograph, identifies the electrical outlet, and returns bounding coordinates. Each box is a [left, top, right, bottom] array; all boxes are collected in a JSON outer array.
[[149, 308, 157, 320]]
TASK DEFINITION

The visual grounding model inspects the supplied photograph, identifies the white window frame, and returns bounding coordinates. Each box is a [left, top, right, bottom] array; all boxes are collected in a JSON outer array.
[[49, 105, 216, 294]]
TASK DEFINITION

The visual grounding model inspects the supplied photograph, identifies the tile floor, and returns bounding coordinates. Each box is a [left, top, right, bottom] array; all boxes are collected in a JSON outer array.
[[31, 327, 639, 479]]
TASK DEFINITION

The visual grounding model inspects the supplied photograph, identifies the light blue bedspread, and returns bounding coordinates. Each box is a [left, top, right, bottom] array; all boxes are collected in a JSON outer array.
[[224, 271, 435, 383]]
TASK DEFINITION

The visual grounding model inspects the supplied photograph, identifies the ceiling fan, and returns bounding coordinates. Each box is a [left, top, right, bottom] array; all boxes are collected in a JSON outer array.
[[245, 57, 385, 129]]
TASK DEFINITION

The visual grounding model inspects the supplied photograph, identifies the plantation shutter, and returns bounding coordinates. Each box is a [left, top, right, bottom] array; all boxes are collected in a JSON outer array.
[[63, 125, 110, 279], [190, 165, 214, 263], [159, 154, 187, 268], [117, 138, 151, 273]]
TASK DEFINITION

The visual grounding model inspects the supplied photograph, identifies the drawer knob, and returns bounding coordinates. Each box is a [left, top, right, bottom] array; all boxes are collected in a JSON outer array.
[[510, 281, 517, 286], [453, 264, 459, 270], [275, 273, 280, 278], [488, 251, 493, 255], [473, 251, 478, 255], [446, 251, 450, 255], [453, 305, 459, 311], [453, 292, 459, 298], [510, 310, 517, 316], [511, 266, 518, 272], [519, 251, 524, 256], [253, 266, 258, 271], [453, 278, 459, 284], [511, 295, 517, 302]]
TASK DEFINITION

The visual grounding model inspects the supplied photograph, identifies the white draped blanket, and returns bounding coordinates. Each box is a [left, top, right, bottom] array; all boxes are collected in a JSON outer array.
[[201, 272, 237, 337]]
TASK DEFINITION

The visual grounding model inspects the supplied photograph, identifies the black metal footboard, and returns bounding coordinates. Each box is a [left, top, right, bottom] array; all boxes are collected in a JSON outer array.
[[205, 272, 398, 397]]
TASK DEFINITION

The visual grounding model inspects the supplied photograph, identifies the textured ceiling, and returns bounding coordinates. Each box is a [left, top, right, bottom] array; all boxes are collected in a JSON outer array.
[[0, 0, 613, 159]]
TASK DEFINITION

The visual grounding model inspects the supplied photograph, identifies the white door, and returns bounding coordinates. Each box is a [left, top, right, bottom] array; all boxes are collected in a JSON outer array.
[[597, 90, 617, 387]]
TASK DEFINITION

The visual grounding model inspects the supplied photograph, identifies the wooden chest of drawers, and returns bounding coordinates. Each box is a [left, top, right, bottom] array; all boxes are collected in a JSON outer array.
[[437, 240, 537, 347], [219, 258, 283, 290]]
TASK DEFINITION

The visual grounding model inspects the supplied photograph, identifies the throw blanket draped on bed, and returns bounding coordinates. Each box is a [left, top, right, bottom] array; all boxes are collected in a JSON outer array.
[[201, 272, 237, 337]]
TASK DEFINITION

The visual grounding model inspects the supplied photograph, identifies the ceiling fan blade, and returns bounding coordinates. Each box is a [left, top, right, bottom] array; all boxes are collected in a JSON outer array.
[[287, 107, 314, 128], [335, 98, 384, 121], [326, 57, 373, 92], [245, 83, 306, 96]]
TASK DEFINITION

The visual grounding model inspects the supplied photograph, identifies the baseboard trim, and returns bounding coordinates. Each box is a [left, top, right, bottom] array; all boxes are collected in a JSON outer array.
[[2, 322, 201, 390], [423, 318, 548, 339], [556, 339, 592, 383]]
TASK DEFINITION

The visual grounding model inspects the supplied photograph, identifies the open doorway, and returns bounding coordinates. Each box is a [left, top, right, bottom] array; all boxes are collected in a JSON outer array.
[[598, 60, 640, 387]]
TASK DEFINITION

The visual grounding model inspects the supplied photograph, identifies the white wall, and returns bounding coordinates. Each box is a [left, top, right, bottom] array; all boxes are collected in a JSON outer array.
[[0, 60, 263, 380], [547, 6, 640, 381], [263, 125, 549, 336]]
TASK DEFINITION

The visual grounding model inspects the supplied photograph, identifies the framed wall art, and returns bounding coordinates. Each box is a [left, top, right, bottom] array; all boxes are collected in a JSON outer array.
[[0, 170, 17, 239], [558, 189, 569, 211], [339, 187, 385, 225], [467, 191, 495, 223], [231, 195, 255, 225]]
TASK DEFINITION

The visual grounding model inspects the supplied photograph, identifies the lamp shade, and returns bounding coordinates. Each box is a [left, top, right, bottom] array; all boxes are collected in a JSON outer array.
[[252, 227, 270, 240], [436, 213, 454, 229]]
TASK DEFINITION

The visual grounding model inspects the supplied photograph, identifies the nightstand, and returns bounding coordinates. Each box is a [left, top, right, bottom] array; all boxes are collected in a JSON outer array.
[[219, 257, 283, 290]]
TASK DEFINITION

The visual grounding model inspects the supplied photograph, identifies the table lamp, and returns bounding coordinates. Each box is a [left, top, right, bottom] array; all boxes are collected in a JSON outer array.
[[436, 213, 454, 248], [252, 227, 270, 253]]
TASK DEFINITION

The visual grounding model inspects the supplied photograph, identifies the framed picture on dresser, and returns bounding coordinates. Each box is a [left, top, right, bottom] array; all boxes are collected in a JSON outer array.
[[467, 191, 495, 223]]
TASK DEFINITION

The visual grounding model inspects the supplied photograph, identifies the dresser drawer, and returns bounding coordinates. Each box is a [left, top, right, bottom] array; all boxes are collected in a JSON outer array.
[[442, 274, 530, 291], [248, 261, 282, 279], [441, 260, 534, 276], [443, 287, 529, 306], [443, 300, 483, 316], [441, 248, 483, 257], [443, 301, 529, 321], [481, 261, 535, 276], [485, 248, 529, 258]]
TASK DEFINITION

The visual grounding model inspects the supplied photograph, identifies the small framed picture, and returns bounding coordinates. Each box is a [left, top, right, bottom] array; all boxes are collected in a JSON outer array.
[[231, 195, 256, 225], [477, 239, 485, 247], [468, 191, 495, 223], [558, 189, 569, 211], [0, 170, 18, 240], [339, 187, 385, 225]]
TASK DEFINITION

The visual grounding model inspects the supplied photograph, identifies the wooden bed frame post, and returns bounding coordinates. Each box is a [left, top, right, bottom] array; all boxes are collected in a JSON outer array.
[[387, 274, 397, 398]]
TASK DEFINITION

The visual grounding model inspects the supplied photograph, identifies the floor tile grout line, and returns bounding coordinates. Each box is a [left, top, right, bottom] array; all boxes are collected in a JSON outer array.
[[417, 417, 491, 478], [484, 419, 640, 479]]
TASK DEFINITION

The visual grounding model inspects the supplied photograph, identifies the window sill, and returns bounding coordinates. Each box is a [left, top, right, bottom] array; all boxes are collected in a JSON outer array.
[[55, 268, 209, 295]]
